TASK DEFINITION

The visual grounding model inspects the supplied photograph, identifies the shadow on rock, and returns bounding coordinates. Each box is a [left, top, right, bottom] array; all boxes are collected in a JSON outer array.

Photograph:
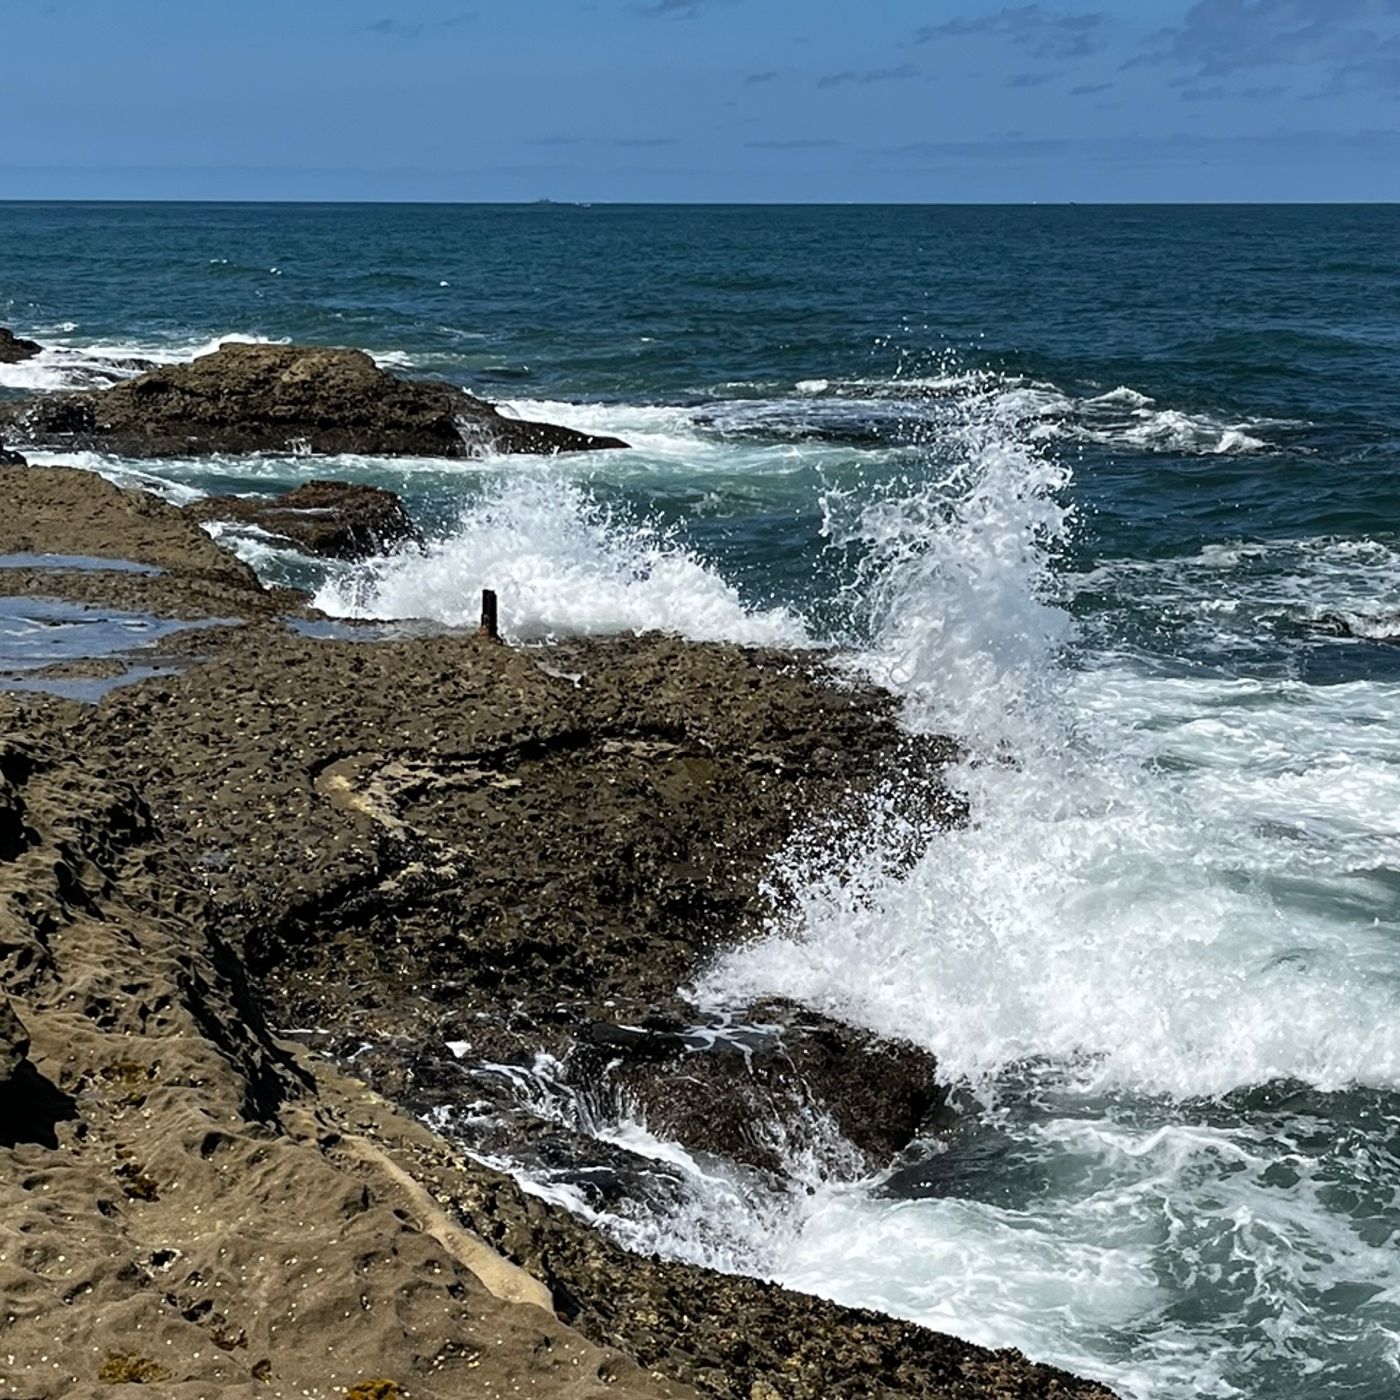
[[0, 1061, 78, 1148]]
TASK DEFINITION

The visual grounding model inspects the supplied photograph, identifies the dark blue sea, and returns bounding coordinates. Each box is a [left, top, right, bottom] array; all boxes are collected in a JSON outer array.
[[5, 202, 1400, 1398]]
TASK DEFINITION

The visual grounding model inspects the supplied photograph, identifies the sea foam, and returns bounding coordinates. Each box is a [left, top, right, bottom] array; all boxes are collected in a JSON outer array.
[[315, 470, 807, 646]]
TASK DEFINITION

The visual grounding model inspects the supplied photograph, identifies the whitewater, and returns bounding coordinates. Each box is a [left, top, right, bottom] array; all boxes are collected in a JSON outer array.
[[315, 389, 1397, 1400], [30, 352, 1394, 1398], [6, 200, 1400, 1399]]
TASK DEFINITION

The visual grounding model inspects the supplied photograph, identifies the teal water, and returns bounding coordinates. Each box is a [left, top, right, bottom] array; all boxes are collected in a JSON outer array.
[[5, 202, 1400, 1397]]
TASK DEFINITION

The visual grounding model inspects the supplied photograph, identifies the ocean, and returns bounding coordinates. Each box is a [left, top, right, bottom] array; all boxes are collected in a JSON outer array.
[[4, 200, 1400, 1398]]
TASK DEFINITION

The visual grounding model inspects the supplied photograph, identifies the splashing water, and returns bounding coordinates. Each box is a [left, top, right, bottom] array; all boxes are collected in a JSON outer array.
[[667, 377, 1400, 1397], [315, 470, 807, 646], [335, 369, 1400, 1398]]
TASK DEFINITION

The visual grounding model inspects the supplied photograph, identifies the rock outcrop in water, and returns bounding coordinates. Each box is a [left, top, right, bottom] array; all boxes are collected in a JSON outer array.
[[574, 1000, 947, 1177], [0, 464, 1116, 1400], [186, 478, 425, 560], [0, 327, 41, 364], [0, 341, 629, 458]]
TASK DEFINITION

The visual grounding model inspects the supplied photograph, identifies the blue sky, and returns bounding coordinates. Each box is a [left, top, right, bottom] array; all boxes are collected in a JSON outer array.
[[5, 0, 1399, 201]]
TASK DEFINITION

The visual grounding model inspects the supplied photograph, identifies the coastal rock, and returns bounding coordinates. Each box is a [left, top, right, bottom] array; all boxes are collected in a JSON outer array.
[[0, 464, 307, 625], [1, 341, 629, 459], [0, 327, 41, 364], [186, 479, 425, 560], [576, 1000, 945, 1177], [0, 465, 1114, 1400], [0, 448, 25, 466], [0, 725, 683, 1400]]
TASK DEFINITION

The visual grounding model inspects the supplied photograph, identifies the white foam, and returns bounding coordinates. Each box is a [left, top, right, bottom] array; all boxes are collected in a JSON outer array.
[[0, 331, 432, 395], [0, 332, 285, 393], [498, 396, 856, 477], [701, 388, 1400, 1096], [664, 367, 1400, 1396], [788, 370, 1278, 457], [1076, 534, 1400, 654], [772, 1102, 1400, 1400], [1106, 408, 1266, 456], [315, 471, 808, 645], [1086, 386, 1155, 408]]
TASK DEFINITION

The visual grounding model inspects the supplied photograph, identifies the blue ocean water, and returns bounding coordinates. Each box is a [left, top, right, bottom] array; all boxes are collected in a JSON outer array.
[[5, 202, 1400, 1398]]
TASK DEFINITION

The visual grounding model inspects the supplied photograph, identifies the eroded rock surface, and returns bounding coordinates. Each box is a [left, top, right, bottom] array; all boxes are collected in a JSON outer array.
[[0, 724, 690, 1400], [1, 341, 628, 458], [0, 463, 304, 620], [0, 997, 28, 1084]]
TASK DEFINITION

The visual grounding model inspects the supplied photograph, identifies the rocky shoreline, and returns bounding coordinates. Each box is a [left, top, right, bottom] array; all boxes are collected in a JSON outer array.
[[0, 438, 1116, 1391]]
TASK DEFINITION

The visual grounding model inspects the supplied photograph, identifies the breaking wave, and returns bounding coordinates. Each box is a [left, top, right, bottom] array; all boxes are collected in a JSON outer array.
[[315, 471, 808, 646]]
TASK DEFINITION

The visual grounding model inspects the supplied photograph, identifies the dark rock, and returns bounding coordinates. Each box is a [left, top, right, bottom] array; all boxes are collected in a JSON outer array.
[[1311, 610, 1400, 643], [186, 479, 425, 561], [0, 328, 41, 364], [0, 463, 290, 621], [0, 341, 628, 459], [575, 999, 945, 1177], [0, 448, 25, 466], [0, 998, 29, 1084]]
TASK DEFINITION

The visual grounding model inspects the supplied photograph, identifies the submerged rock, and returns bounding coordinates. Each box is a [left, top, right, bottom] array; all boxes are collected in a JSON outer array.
[[0, 328, 41, 364], [576, 1000, 946, 1177], [1310, 610, 1400, 643], [186, 479, 425, 561], [1, 341, 628, 459]]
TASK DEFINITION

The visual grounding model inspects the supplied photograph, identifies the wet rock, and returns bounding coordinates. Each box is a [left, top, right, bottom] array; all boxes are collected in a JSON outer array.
[[186, 479, 425, 561], [1311, 610, 1400, 643], [0, 998, 28, 1084], [576, 1000, 946, 1177], [0, 463, 286, 622], [0, 448, 25, 466], [0, 462, 1116, 1400], [0, 328, 41, 364], [1, 341, 628, 459]]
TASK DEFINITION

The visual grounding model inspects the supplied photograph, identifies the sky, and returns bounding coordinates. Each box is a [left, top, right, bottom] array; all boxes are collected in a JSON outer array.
[[4, 0, 1400, 202]]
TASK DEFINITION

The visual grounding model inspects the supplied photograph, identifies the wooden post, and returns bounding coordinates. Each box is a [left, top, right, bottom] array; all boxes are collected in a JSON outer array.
[[479, 588, 499, 641]]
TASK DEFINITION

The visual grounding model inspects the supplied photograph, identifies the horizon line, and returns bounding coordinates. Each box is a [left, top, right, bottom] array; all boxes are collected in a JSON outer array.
[[2, 197, 1399, 208]]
